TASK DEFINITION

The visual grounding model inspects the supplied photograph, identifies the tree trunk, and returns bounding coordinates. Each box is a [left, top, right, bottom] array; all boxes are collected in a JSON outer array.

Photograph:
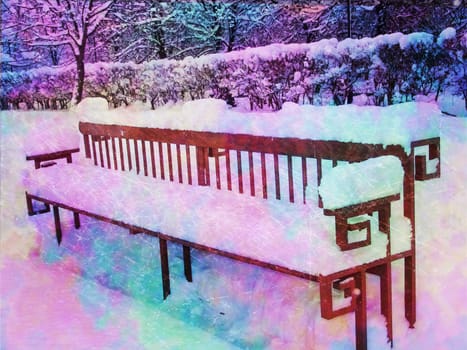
[[75, 52, 86, 105], [346, 0, 352, 38]]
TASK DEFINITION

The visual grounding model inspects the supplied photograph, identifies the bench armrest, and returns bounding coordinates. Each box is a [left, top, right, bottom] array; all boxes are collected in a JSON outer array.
[[412, 137, 441, 181], [323, 194, 400, 251], [26, 148, 80, 169]]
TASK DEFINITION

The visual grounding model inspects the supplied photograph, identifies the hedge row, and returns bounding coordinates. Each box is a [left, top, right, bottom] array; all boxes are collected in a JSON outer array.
[[1, 29, 465, 111]]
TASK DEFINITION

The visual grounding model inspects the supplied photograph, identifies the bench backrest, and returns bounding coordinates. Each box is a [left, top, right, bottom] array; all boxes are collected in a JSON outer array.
[[79, 122, 411, 209]]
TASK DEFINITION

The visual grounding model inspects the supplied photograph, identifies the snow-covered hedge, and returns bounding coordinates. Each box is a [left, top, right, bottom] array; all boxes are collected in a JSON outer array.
[[1, 29, 465, 111]]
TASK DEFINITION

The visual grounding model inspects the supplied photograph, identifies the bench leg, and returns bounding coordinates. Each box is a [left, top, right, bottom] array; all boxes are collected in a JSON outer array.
[[26, 193, 35, 216], [53, 205, 62, 246], [183, 245, 193, 282], [26, 193, 50, 216], [159, 238, 171, 299], [355, 271, 367, 350], [73, 212, 81, 229], [404, 255, 416, 328], [369, 263, 393, 347]]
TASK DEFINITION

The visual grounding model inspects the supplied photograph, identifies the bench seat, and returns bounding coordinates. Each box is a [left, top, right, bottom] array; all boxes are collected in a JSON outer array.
[[24, 163, 409, 276]]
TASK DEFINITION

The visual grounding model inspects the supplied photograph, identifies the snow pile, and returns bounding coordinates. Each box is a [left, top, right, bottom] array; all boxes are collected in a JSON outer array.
[[437, 27, 456, 47], [399, 32, 433, 50], [73, 97, 109, 114], [80, 98, 441, 153], [22, 114, 80, 156], [318, 156, 403, 210], [23, 163, 400, 276]]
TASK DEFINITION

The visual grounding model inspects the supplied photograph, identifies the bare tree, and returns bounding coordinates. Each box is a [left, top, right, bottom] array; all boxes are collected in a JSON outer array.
[[3, 0, 113, 103]]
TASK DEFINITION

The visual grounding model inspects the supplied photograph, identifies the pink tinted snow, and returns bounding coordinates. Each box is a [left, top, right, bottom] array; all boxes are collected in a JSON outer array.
[[79, 99, 441, 153], [318, 156, 404, 210], [23, 116, 80, 156], [0, 257, 137, 350], [23, 163, 405, 276], [2, 109, 465, 350]]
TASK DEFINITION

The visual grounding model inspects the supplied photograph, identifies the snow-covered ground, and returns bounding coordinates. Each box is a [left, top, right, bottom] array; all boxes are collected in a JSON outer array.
[[1, 105, 466, 349]]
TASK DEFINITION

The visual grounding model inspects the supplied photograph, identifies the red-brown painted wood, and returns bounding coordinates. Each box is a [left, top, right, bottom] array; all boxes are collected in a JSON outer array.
[[236, 150, 243, 193], [118, 138, 125, 171], [248, 151, 255, 196], [26, 148, 80, 169], [176, 144, 183, 183], [183, 245, 193, 282], [104, 137, 111, 169], [158, 142, 165, 180], [142, 140, 148, 176], [126, 138, 132, 171], [302, 157, 307, 204], [159, 238, 171, 299], [111, 137, 117, 170], [287, 155, 294, 203], [53, 205, 62, 246], [186, 145, 192, 185], [273, 153, 280, 200], [167, 143, 174, 181], [29, 122, 426, 350], [225, 149, 232, 191]]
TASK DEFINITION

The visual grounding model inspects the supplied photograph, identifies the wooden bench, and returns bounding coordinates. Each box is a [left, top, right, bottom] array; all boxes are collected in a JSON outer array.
[[24, 120, 440, 350]]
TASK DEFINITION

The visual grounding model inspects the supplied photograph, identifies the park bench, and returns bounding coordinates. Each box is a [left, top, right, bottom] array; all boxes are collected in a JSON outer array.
[[24, 103, 440, 350]]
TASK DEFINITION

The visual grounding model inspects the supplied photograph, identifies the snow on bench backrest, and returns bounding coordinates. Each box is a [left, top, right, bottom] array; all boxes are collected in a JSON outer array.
[[78, 121, 409, 208], [79, 98, 441, 154]]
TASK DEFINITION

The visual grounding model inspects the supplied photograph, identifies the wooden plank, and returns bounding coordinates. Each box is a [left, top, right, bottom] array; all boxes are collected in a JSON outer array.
[[196, 147, 207, 185], [405, 255, 416, 328], [26, 148, 80, 163], [73, 212, 80, 229], [226, 149, 232, 191], [186, 145, 192, 185], [274, 153, 280, 200], [91, 137, 98, 166], [158, 142, 165, 180], [150, 141, 156, 178], [204, 147, 210, 186], [248, 151, 255, 196], [215, 150, 221, 189], [323, 194, 400, 217], [83, 134, 91, 158], [111, 137, 117, 170], [98, 137, 104, 167], [368, 264, 393, 347], [302, 157, 307, 204], [126, 138, 132, 171], [142, 140, 148, 176], [176, 144, 183, 183], [183, 245, 193, 282], [287, 155, 294, 203], [167, 143, 174, 181], [159, 238, 171, 300], [237, 150, 243, 193], [104, 137, 111, 169], [134, 139, 140, 174], [355, 271, 368, 350], [317, 158, 323, 208], [261, 152, 267, 199], [118, 137, 125, 171], [53, 205, 62, 246]]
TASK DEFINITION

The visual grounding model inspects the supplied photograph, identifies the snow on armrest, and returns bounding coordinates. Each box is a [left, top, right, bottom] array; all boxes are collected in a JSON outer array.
[[318, 156, 403, 251], [23, 118, 80, 157], [318, 156, 403, 211]]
